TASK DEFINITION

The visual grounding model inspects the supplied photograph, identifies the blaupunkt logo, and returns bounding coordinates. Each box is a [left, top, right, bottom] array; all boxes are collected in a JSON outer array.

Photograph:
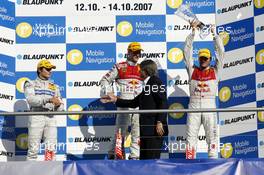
[[68, 81, 100, 87], [0, 151, 13, 157], [18, 54, 64, 60], [169, 79, 189, 87], [217, 1, 252, 14], [69, 25, 114, 33], [223, 57, 253, 69], [220, 113, 255, 125], [17, 0, 64, 5], [73, 137, 111, 143], [0, 37, 14, 45], [0, 93, 14, 101], [256, 25, 264, 32]]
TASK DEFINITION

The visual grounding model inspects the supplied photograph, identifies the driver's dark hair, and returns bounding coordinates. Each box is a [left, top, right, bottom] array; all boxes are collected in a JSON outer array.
[[199, 56, 212, 60], [37, 67, 44, 77]]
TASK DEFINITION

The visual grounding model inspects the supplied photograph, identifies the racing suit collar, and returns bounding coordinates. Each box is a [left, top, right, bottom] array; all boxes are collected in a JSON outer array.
[[127, 60, 137, 66], [37, 76, 49, 82], [198, 66, 210, 71]]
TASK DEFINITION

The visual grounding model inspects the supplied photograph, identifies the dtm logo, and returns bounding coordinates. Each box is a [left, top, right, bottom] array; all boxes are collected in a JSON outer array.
[[169, 103, 184, 119], [168, 48, 184, 64], [16, 77, 30, 93], [16, 133, 28, 150], [221, 143, 233, 158], [256, 49, 264, 65], [167, 0, 183, 9], [67, 49, 83, 65], [68, 104, 83, 120], [254, 0, 264, 8], [16, 22, 32, 38], [219, 86, 231, 102], [117, 21, 133, 37]]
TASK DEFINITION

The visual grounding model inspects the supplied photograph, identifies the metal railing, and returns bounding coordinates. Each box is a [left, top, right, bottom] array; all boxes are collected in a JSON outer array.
[[0, 107, 263, 116]]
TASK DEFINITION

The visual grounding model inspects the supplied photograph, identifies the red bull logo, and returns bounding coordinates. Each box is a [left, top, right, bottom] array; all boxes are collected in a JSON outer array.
[[128, 80, 139, 87], [197, 81, 209, 88]]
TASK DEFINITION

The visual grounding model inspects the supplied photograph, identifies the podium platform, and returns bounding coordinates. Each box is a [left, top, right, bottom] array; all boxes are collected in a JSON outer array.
[[0, 158, 263, 175]]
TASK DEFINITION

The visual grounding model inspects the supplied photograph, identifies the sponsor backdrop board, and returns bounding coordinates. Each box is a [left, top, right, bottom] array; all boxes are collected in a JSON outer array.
[[0, 0, 15, 161], [0, 0, 262, 160], [216, 0, 264, 159]]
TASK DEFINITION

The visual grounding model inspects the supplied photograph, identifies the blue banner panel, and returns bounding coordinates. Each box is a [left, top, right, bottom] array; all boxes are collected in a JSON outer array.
[[166, 0, 215, 15], [219, 74, 256, 108], [0, 0, 15, 29], [66, 43, 116, 71], [167, 97, 189, 125], [16, 16, 66, 43], [67, 98, 116, 126], [0, 54, 15, 84], [116, 15, 166, 42], [254, 1, 264, 16], [0, 112, 15, 140], [63, 159, 240, 175], [167, 41, 216, 69], [220, 131, 258, 158], [218, 18, 254, 52]]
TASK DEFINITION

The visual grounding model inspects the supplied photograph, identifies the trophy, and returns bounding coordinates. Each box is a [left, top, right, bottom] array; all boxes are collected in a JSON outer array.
[[175, 4, 212, 40]]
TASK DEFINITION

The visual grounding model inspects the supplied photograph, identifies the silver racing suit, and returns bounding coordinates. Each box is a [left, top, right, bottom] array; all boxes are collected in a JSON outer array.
[[184, 32, 225, 159], [100, 61, 143, 159], [24, 77, 64, 160]]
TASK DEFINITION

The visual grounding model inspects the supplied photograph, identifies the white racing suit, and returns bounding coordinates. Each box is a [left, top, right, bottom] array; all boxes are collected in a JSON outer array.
[[24, 77, 64, 160], [184, 32, 225, 159], [100, 61, 143, 159]]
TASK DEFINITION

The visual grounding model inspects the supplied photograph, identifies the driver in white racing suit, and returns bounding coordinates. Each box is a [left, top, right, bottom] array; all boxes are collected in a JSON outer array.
[[184, 22, 225, 159], [100, 42, 143, 160], [24, 60, 64, 161]]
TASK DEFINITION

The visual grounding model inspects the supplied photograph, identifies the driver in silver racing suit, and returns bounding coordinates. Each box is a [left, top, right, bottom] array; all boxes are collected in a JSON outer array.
[[24, 60, 64, 161]]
